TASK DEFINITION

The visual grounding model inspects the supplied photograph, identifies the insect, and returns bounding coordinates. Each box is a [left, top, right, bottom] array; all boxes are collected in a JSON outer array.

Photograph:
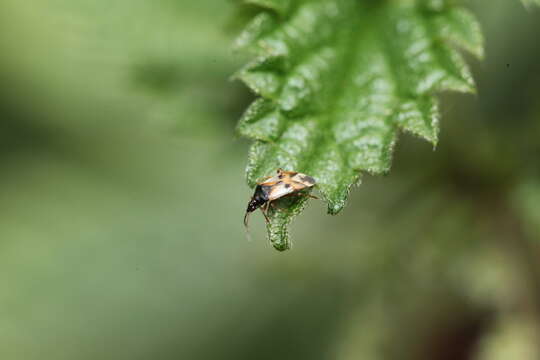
[[244, 168, 317, 228]]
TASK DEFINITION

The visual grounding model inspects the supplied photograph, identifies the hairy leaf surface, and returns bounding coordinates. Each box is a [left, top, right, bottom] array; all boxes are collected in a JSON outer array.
[[235, 0, 483, 251]]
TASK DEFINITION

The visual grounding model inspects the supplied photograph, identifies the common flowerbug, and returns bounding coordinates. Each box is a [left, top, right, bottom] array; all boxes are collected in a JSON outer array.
[[244, 168, 317, 228]]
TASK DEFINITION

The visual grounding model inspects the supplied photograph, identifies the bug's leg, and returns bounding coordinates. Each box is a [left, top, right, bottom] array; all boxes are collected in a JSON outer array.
[[260, 203, 271, 224], [266, 201, 274, 214], [306, 194, 319, 200], [260, 210, 270, 224]]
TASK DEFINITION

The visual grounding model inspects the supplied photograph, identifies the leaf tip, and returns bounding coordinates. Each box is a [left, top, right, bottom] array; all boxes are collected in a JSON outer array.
[[264, 196, 309, 252], [327, 202, 345, 215], [272, 241, 291, 252]]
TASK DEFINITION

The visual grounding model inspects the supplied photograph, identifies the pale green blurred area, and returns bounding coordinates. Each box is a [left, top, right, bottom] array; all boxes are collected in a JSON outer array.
[[0, 1, 539, 359]]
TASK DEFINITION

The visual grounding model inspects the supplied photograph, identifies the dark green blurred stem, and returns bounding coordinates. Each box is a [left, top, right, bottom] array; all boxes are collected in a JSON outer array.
[[485, 199, 540, 346]]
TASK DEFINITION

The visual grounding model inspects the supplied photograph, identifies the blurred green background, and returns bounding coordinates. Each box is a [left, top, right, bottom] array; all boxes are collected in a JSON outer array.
[[0, 1, 539, 359]]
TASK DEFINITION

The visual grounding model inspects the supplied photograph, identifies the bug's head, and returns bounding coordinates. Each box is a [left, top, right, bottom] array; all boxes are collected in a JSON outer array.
[[244, 185, 268, 228], [244, 198, 263, 228], [246, 185, 267, 213], [246, 198, 262, 212], [246, 197, 265, 213]]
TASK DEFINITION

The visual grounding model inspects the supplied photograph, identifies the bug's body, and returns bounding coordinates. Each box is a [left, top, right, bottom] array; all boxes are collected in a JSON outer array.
[[244, 168, 316, 227]]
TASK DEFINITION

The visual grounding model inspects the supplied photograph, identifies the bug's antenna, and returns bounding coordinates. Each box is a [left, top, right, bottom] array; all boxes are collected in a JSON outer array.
[[244, 212, 252, 242], [244, 212, 250, 228]]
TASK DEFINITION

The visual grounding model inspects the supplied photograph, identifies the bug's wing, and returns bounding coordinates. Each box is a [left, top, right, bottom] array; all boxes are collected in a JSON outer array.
[[289, 181, 309, 191], [258, 175, 274, 183], [259, 174, 281, 186], [278, 169, 298, 177], [266, 183, 295, 200], [291, 173, 316, 187]]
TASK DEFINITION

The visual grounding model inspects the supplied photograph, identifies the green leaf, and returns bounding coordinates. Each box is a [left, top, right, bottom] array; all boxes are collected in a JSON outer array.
[[235, 0, 483, 251]]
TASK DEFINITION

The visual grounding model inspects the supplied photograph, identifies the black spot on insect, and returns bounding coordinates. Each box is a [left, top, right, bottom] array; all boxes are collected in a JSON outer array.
[[284, 183, 291, 189], [300, 175, 315, 184]]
